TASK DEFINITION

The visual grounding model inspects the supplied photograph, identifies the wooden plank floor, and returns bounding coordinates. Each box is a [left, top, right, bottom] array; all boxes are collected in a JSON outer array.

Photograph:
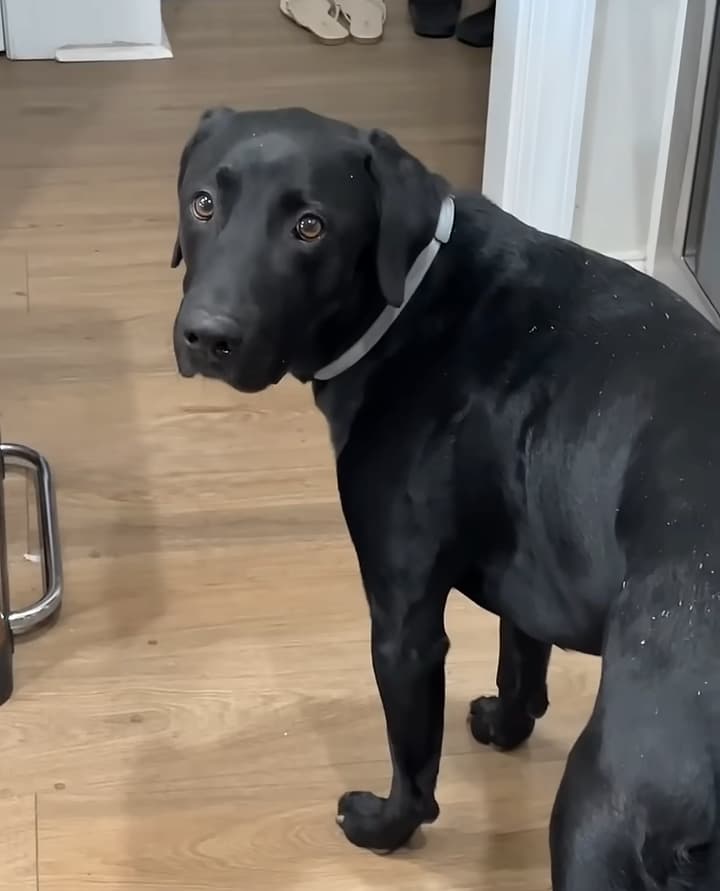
[[0, 1, 600, 888]]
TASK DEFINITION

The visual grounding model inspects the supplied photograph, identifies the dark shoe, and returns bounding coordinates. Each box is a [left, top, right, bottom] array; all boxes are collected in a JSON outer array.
[[456, 2, 495, 47], [409, 0, 462, 38]]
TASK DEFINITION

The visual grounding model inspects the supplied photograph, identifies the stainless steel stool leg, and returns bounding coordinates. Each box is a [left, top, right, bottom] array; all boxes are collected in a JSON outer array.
[[0, 442, 63, 705], [1, 443, 64, 636], [0, 448, 13, 705]]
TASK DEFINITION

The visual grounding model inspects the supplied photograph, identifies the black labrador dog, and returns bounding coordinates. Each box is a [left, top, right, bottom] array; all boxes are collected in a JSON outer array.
[[172, 106, 720, 889]]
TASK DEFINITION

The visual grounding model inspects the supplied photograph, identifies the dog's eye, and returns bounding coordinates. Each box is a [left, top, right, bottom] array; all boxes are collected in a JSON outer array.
[[191, 191, 214, 222], [295, 213, 325, 241]]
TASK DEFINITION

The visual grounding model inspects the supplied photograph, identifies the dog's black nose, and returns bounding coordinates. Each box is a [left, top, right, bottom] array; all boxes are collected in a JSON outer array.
[[182, 311, 243, 361]]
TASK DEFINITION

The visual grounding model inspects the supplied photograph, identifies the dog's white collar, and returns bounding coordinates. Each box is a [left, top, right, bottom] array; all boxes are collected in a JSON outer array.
[[313, 195, 455, 381]]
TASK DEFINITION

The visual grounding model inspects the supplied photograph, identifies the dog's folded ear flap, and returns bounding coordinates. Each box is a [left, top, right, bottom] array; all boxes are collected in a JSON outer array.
[[365, 128, 449, 307], [170, 236, 183, 269], [170, 106, 235, 270]]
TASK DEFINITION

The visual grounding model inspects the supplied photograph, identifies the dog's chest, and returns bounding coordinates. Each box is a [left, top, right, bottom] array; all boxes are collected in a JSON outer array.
[[314, 376, 368, 457], [485, 546, 609, 655]]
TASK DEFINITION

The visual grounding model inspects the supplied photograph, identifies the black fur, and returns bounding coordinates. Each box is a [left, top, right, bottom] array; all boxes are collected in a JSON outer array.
[[172, 107, 720, 888]]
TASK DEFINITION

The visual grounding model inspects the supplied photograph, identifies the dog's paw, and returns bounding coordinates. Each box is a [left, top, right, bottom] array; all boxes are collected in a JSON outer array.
[[335, 791, 436, 852], [468, 695, 536, 750]]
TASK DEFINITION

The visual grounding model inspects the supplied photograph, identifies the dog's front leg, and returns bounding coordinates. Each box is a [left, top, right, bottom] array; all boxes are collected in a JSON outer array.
[[469, 617, 551, 750], [336, 586, 450, 852]]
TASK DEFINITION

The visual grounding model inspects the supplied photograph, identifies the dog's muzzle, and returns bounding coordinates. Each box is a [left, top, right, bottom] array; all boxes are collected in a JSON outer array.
[[173, 303, 288, 392], [174, 306, 244, 376]]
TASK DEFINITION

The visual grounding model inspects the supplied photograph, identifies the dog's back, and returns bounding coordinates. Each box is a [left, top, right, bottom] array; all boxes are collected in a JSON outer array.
[[389, 195, 720, 888], [475, 210, 720, 890]]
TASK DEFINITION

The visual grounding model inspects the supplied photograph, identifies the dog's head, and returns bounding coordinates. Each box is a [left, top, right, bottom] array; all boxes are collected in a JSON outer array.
[[171, 106, 449, 392]]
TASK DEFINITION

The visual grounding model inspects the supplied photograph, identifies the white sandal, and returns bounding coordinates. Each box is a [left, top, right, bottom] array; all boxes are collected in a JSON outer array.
[[336, 0, 386, 43], [280, 0, 350, 45]]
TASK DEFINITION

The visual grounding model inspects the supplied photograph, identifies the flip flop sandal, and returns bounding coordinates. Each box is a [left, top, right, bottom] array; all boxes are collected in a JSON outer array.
[[280, 0, 350, 45], [336, 0, 386, 43]]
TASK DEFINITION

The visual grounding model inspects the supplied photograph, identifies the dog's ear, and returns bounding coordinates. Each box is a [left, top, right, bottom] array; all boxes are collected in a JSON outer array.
[[365, 128, 449, 307], [170, 235, 183, 269], [171, 106, 235, 269]]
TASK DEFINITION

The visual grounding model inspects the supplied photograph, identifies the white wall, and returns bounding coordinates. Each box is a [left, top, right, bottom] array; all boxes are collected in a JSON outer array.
[[571, 0, 684, 261]]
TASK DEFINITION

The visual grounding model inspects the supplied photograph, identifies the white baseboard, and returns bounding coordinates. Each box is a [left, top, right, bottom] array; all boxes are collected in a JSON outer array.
[[56, 24, 172, 62], [608, 251, 647, 273], [623, 259, 648, 273]]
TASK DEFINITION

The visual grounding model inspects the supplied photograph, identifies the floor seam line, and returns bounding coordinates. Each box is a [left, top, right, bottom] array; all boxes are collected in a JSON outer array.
[[34, 792, 40, 891]]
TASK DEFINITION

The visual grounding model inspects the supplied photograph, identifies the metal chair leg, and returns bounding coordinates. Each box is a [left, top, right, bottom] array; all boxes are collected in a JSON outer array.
[[2, 443, 64, 635], [0, 451, 13, 706], [0, 442, 64, 705]]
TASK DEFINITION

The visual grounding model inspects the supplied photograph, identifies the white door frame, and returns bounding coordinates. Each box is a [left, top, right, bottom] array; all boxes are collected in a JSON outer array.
[[482, 0, 597, 239], [482, 0, 711, 300], [651, 0, 720, 324]]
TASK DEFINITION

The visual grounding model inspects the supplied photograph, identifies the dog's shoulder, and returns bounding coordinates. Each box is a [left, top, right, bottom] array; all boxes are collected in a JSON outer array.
[[448, 192, 716, 367]]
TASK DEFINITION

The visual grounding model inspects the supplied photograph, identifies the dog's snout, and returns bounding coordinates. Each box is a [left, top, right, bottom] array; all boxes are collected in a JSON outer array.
[[182, 311, 243, 361]]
